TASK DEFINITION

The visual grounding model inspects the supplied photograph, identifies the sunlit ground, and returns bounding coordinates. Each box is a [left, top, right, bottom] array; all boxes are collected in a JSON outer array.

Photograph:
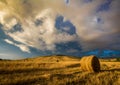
[[0, 56, 120, 85]]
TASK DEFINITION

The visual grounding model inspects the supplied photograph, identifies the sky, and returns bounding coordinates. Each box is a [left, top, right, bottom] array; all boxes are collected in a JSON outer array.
[[0, 0, 120, 59]]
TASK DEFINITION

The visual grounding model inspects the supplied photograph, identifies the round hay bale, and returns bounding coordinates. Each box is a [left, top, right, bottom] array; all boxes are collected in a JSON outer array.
[[80, 55, 100, 72]]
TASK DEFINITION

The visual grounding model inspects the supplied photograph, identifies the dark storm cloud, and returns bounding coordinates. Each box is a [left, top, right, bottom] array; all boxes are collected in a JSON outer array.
[[0, 0, 119, 53]]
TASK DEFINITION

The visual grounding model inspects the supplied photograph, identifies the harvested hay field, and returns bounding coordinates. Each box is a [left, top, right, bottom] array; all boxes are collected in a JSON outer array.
[[0, 55, 120, 85]]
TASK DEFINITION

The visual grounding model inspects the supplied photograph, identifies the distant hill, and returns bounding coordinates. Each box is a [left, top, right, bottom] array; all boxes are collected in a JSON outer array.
[[23, 55, 80, 63]]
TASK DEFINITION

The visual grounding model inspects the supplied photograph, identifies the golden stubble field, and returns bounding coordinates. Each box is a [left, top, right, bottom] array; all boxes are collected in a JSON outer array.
[[0, 55, 120, 85]]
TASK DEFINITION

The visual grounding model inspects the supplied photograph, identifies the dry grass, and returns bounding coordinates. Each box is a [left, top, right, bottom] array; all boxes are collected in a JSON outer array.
[[0, 55, 120, 85]]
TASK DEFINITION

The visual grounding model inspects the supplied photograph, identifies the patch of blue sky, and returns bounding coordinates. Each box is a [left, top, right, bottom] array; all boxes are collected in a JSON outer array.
[[83, 0, 92, 3], [0, 40, 29, 59], [0, 23, 6, 39], [96, 0, 113, 12], [29, 47, 53, 57], [65, 0, 70, 5], [55, 41, 82, 55], [0, 23, 25, 45], [55, 16, 76, 35], [83, 49, 99, 56], [102, 50, 120, 57], [10, 23, 23, 33]]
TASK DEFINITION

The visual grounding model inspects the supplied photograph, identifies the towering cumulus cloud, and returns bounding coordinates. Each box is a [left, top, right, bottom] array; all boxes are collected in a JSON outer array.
[[0, 0, 119, 53]]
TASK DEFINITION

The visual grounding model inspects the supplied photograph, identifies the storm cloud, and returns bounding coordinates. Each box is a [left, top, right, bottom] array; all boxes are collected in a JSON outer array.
[[0, 0, 119, 53]]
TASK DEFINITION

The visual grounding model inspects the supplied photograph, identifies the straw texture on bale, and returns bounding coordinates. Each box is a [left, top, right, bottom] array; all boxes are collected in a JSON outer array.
[[80, 55, 100, 72]]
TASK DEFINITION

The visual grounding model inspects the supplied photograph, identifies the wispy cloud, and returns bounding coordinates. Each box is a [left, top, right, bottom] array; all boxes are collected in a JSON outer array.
[[4, 39, 30, 53]]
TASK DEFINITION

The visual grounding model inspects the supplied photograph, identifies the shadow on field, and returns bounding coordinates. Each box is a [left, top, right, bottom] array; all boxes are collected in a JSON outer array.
[[66, 64, 80, 68], [101, 68, 120, 72], [4, 77, 48, 85], [0, 68, 65, 74], [0, 63, 81, 75]]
